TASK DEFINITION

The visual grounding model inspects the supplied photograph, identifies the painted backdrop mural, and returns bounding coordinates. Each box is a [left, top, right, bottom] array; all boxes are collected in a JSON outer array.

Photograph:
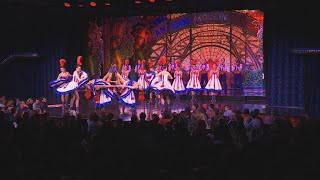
[[88, 10, 265, 96]]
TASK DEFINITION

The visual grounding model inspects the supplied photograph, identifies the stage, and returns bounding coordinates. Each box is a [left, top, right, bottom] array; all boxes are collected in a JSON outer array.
[[48, 95, 270, 120]]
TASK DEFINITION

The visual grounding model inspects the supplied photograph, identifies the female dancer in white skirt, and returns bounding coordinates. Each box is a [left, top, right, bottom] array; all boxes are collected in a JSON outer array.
[[87, 66, 116, 107], [121, 59, 131, 80], [152, 57, 175, 108], [137, 60, 148, 90], [56, 56, 89, 114], [49, 59, 72, 114], [92, 65, 142, 114], [186, 60, 201, 102], [114, 66, 141, 114], [172, 59, 185, 99], [145, 59, 156, 104], [137, 60, 148, 101], [205, 62, 222, 102]]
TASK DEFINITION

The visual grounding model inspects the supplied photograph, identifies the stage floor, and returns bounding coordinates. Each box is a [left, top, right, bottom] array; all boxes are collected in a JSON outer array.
[[48, 97, 268, 121]]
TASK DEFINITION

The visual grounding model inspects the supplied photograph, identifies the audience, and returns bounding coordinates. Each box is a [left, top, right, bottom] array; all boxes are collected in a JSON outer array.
[[0, 95, 318, 180]]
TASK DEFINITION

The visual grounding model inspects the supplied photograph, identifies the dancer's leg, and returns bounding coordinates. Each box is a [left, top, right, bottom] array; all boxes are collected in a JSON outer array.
[[74, 90, 80, 113], [70, 92, 76, 110]]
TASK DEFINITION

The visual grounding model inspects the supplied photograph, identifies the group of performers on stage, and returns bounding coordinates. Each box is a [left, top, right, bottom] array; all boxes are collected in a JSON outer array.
[[50, 56, 243, 114]]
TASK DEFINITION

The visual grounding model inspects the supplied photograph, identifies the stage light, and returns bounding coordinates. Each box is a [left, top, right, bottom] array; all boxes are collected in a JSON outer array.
[[78, 4, 84, 7], [64, 2, 71, 7], [149, 0, 156, 2], [164, 0, 173, 2], [90, 1, 97, 7], [134, 0, 142, 4], [104, 1, 111, 6]]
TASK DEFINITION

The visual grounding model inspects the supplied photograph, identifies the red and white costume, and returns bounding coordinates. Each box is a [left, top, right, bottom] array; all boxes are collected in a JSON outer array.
[[121, 59, 131, 80], [136, 60, 148, 90], [56, 56, 89, 95], [205, 68, 222, 92], [186, 60, 201, 91], [172, 59, 185, 93], [49, 59, 72, 93]]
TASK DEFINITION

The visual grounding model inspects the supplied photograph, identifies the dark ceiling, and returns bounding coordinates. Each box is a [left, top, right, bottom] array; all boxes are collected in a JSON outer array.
[[0, 0, 311, 16]]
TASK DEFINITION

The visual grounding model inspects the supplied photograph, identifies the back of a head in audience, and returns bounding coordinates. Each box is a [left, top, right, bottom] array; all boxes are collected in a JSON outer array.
[[192, 104, 199, 111], [162, 110, 171, 119], [131, 114, 138, 123], [243, 108, 250, 115], [152, 114, 159, 123], [139, 112, 146, 121], [89, 112, 99, 122]]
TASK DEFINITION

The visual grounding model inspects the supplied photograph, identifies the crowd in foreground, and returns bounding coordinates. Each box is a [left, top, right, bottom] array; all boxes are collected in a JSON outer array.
[[1, 95, 319, 180]]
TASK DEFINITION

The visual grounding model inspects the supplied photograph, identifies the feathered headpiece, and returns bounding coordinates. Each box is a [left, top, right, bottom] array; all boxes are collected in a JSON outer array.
[[158, 56, 167, 70], [125, 59, 129, 65], [175, 59, 181, 67], [59, 59, 67, 68], [141, 59, 146, 65], [158, 56, 167, 65], [77, 56, 83, 67]]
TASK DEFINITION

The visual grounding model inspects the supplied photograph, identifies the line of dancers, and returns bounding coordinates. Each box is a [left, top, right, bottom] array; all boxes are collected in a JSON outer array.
[[50, 56, 242, 115]]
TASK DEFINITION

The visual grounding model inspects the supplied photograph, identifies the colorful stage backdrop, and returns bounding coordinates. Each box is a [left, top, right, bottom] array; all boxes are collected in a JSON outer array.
[[87, 10, 265, 96]]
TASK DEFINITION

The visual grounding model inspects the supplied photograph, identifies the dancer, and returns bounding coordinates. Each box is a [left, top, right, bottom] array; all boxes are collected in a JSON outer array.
[[90, 65, 142, 114], [205, 61, 222, 103], [218, 58, 228, 95], [145, 59, 156, 104], [168, 60, 176, 84], [121, 59, 131, 80], [56, 56, 89, 114], [114, 67, 142, 114], [134, 59, 142, 73], [152, 56, 174, 109], [172, 59, 185, 99], [186, 59, 201, 102], [134, 59, 142, 81], [137, 60, 148, 101], [137, 60, 148, 90], [49, 58, 72, 114], [232, 62, 243, 95], [199, 61, 209, 95], [87, 66, 115, 107]]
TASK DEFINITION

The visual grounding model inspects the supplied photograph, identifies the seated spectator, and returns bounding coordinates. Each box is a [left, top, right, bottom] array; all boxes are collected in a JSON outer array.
[[26, 98, 34, 109], [0, 96, 6, 106], [32, 98, 42, 114], [242, 108, 251, 128], [15, 101, 29, 118], [223, 105, 233, 117], [40, 97, 48, 113], [248, 110, 264, 143], [159, 110, 172, 125]]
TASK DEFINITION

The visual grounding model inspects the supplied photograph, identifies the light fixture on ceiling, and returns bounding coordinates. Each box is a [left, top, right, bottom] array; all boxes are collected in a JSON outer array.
[[104, 1, 111, 6], [90, 1, 97, 7], [134, 0, 142, 4], [64, 2, 71, 7]]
